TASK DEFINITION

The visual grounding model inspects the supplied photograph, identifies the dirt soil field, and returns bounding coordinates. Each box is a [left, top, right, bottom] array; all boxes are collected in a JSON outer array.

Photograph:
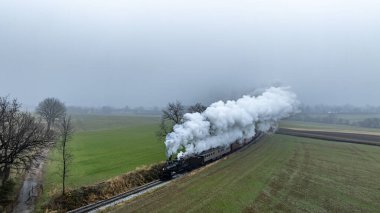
[[111, 134, 380, 212]]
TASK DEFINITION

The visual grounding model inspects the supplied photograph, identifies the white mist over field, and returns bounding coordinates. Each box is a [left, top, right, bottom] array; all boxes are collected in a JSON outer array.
[[165, 87, 299, 158]]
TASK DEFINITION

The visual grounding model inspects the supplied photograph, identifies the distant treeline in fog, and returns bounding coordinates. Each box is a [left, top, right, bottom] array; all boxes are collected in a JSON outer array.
[[66, 104, 380, 128], [66, 106, 162, 115]]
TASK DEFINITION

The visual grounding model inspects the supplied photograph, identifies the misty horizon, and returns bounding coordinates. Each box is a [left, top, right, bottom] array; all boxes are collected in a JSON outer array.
[[1, 0, 379, 108]]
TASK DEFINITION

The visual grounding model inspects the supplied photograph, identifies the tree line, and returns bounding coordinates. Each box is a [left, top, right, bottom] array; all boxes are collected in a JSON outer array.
[[0, 96, 73, 205], [66, 103, 209, 116], [66, 105, 162, 115]]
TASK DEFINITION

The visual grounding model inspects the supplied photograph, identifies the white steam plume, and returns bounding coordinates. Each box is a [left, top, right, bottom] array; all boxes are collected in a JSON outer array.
[[165, 87, 299, 158]]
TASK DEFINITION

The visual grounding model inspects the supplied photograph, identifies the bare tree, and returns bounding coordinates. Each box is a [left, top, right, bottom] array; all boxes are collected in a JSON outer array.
[[0, 97, 48, 185], [188, 103, 207, 114], [58, 115, 74, 195], [36, 98, 66, 133], [162, 101, 185, 124], [156, 101, 185, 141]]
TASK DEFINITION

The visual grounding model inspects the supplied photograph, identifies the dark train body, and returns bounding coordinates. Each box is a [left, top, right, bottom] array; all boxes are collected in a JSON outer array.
[[160, 132, 263, 180]]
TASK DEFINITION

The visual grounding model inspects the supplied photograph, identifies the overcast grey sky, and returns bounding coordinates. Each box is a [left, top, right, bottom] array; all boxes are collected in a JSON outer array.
[[1, 0, 379, 108]]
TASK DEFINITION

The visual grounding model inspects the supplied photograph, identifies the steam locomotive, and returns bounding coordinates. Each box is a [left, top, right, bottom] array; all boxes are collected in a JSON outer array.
[[160, 132, 263, 180]]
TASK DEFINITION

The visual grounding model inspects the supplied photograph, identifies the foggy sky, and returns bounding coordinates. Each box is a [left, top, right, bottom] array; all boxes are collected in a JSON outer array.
[[1, 0, 379, 108]]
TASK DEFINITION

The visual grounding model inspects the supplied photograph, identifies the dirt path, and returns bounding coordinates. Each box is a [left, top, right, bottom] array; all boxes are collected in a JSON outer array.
[[13, 149, 49, 213]]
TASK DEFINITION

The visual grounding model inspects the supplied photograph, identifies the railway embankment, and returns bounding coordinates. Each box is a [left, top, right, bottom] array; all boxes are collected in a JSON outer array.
[[43, 163, 164, 212]]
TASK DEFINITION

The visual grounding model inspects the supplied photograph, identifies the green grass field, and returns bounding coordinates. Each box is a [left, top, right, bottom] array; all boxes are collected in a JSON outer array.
[[280, 120, 380, 135], [338, 113, 380, 122], [71, 114, 161, 132], [302, 113, 380, 122], [114, 134, 380, 212], [42, 115, 165, 197]]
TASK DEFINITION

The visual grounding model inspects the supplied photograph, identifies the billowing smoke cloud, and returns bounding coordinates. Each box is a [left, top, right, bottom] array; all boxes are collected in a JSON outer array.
[[165, 87, 299, 158]]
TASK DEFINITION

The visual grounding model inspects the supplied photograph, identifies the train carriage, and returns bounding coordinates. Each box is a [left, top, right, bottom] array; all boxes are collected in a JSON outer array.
[[200, 146, 231, 163]]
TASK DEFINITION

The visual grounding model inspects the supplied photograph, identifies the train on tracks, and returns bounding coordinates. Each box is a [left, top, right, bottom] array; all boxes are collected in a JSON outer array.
[[160, 132, 263, 180], [69, 132, 264, 213]]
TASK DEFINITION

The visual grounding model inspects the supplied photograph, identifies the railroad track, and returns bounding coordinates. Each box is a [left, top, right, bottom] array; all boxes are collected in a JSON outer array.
[[67, 134, 265, 213], [67, 180, 164, 213]]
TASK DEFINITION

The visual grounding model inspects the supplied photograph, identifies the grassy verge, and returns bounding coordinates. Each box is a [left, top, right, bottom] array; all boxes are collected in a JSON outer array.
[[44, 163, 164, 212], [0, 178, 20, 212], [114, 134, 380, 212]]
